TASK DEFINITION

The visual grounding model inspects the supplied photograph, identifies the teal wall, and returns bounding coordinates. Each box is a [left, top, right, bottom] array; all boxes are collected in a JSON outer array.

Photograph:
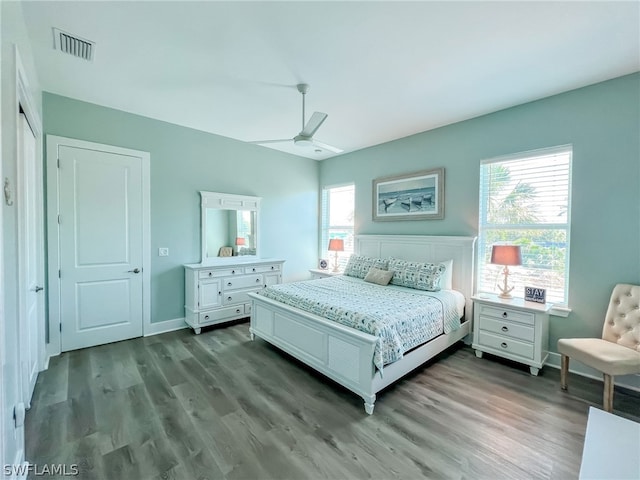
[[43, 73, 640, 350], [320, 73, 640, 350], [43, 93, 319, 323]]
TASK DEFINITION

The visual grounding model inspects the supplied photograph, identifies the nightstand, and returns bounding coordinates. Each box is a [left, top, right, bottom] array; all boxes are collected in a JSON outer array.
[[472, 294, 551, 376], [309, 268, 341, 279]]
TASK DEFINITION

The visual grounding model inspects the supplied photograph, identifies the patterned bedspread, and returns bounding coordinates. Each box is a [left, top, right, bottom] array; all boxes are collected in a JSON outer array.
[[257, 275, 463, 372]]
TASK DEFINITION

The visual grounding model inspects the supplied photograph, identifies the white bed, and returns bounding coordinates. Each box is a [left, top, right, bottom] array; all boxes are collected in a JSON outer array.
[[248, 234, 476, 414]]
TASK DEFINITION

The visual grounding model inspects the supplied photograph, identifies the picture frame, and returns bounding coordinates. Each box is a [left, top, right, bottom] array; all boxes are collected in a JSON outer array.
[[318, 259, 328, 270], [372, 167, 444, 221], [525, 286, 546, 304]]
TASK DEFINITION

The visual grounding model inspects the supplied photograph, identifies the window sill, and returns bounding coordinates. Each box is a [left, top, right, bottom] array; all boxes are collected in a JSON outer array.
[[549, 305, 572, 317]]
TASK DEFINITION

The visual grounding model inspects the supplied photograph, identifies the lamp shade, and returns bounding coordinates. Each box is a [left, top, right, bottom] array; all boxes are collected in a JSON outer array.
[[327, 238, 344, 252], [235, 237, 246, 246], [490, 245, 522, 266]]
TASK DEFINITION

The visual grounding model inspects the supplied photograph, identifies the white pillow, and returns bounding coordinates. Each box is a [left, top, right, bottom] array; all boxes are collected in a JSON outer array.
[[439, 259, 453, 290]]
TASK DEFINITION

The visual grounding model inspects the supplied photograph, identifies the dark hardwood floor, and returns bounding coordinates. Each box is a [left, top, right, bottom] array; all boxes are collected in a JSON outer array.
[[26, 322, 640, 480]]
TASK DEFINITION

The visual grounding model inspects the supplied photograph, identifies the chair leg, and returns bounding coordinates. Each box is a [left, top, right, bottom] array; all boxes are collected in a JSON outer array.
[[603, 374, 614, 412], [560, 355, 569, 390]]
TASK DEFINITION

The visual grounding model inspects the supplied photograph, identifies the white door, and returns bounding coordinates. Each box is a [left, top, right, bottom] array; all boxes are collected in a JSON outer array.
[[17, 112, 43, 407], [58, 144, 144, 351]]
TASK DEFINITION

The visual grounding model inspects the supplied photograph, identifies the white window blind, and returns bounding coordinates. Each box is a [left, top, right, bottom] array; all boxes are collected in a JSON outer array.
[[478, 145, 572, 304], [320, 183, 355, 269]]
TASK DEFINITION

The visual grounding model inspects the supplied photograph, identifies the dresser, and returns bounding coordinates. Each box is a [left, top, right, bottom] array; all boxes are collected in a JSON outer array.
[[185, 258, 284, 334], [471, 294, 551, 375]]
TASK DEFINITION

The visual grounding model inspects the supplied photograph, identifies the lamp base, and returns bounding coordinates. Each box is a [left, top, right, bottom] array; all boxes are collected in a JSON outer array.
[[332, 251, 340, 273], [496, 266, 515, 299]]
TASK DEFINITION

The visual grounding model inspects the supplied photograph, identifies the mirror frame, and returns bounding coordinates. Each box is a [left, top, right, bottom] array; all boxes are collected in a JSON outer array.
[[200, 191, 261, 262]]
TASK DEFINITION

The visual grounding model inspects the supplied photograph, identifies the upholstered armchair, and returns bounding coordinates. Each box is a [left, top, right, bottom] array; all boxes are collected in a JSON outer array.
[[557, 284, 640, 412]]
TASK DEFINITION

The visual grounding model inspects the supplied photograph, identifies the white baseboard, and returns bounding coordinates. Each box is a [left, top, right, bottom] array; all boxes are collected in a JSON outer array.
[[144, 317, 188, 337], [547, 352, 640, 392]]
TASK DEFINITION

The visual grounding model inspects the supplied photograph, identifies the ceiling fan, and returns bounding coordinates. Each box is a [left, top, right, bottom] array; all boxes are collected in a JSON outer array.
[[251, 83, 343, 154]]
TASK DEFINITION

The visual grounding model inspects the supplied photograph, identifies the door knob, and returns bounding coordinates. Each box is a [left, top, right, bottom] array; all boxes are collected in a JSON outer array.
[[128, 268, 141, 274]]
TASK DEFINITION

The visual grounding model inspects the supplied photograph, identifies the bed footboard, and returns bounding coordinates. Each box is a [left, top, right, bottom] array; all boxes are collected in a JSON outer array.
[[249, 293, 379, 413]]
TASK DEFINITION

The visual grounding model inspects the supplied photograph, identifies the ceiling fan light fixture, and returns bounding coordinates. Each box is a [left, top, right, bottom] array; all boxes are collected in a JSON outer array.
[[293, 135, 313, 147]]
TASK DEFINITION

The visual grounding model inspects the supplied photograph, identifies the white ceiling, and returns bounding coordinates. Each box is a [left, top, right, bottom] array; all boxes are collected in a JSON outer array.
[[22, 1, 640, 160]]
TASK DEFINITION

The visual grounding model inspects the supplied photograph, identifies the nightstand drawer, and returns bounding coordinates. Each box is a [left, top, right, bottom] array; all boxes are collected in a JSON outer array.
[[480, 317, 534, 342], [478, 304, 535, 325], [479, 331, 534, 359]]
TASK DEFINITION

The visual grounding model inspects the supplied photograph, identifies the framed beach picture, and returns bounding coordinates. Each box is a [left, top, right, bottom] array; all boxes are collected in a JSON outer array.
[[372, 167, 444, 221]]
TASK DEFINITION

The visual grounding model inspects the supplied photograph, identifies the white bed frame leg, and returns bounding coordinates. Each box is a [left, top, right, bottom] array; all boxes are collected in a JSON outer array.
[[364, 395, 376, 415], [250, 331, 255, 341]]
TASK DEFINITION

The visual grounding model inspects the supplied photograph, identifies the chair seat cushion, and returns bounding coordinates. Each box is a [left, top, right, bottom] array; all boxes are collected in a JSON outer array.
[[558, 338, 640, 376]]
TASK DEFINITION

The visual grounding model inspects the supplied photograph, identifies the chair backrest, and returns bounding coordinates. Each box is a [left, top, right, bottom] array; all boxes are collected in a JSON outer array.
[[218, 246, 233, 257], [602, 284, 640, 352]]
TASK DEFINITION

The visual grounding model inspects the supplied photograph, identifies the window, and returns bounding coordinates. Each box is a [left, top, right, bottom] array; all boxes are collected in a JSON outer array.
[[478, 145, 572, 304], [320, 183, 355, 269]]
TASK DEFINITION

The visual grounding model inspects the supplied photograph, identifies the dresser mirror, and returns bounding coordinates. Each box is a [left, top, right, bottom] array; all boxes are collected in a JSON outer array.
[[200, 191, 260, 262]]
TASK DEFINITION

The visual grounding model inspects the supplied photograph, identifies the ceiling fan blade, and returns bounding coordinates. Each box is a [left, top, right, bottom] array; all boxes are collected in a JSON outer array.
[[311, 140, 343, 154], [249, 139, 292, 144], [300, 112, 328, 137]]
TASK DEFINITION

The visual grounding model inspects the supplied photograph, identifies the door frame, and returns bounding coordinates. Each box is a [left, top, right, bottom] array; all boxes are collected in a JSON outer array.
[[16, 48, 44, 407], [46, 135, 151, 358]]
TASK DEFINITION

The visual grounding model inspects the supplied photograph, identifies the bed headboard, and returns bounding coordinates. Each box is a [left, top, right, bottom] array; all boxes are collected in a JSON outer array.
[[355, 235, 477, 323]]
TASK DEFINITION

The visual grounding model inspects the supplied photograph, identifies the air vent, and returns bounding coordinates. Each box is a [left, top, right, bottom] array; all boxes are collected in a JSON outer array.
[[53, 28, 94, 61]]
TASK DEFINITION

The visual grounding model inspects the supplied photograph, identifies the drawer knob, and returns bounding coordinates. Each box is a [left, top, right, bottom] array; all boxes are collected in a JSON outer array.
[[227, 296, 232, 301], [232, 270, 236, 274], [236, 309, 241, 313], [502, 312, 508, 318], [252, 268, 256, 272], [227, 282, 232, 286], [501, 342, 508, 348], [255, 278, 260, 283], [271, 266, 274, 270], [208, 272, 212, 277], [501, 326, 509, 332], [204, 315, 209, 320]]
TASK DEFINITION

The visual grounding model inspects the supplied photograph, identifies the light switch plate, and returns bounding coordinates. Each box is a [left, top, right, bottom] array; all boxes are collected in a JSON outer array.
[[158, 247, 169, 257]]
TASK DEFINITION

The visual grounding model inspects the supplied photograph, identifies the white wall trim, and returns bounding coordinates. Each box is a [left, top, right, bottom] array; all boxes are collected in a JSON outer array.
[[0, 5, 5, 472], [144, 317, 188, 337], [547, 351, 640, 392], [46, 136, 151, 357], [15, 46, 45, 409]]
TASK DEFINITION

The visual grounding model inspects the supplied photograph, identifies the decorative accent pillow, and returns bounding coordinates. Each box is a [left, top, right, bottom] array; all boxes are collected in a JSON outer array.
[[388, 257, 445, 291], [364, 267, 394, 286], [343, 255, 389, 279]]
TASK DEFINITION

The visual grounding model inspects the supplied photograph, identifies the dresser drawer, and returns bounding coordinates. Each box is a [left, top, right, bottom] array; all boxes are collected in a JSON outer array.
[[479, 316, 534, 342], [199, 305, 246, 324], [199, 267, 245, 279], [478, 331, 534, 359], [477, 304, 535, 325], [246, 264, 281, 274], [222, 288, 260, 306], [223, 274, 263, 291]]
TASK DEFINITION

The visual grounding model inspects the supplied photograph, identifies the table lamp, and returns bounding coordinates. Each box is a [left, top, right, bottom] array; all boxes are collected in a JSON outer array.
[[490, 245, 522, 299], [235, 237, 246, 255]]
